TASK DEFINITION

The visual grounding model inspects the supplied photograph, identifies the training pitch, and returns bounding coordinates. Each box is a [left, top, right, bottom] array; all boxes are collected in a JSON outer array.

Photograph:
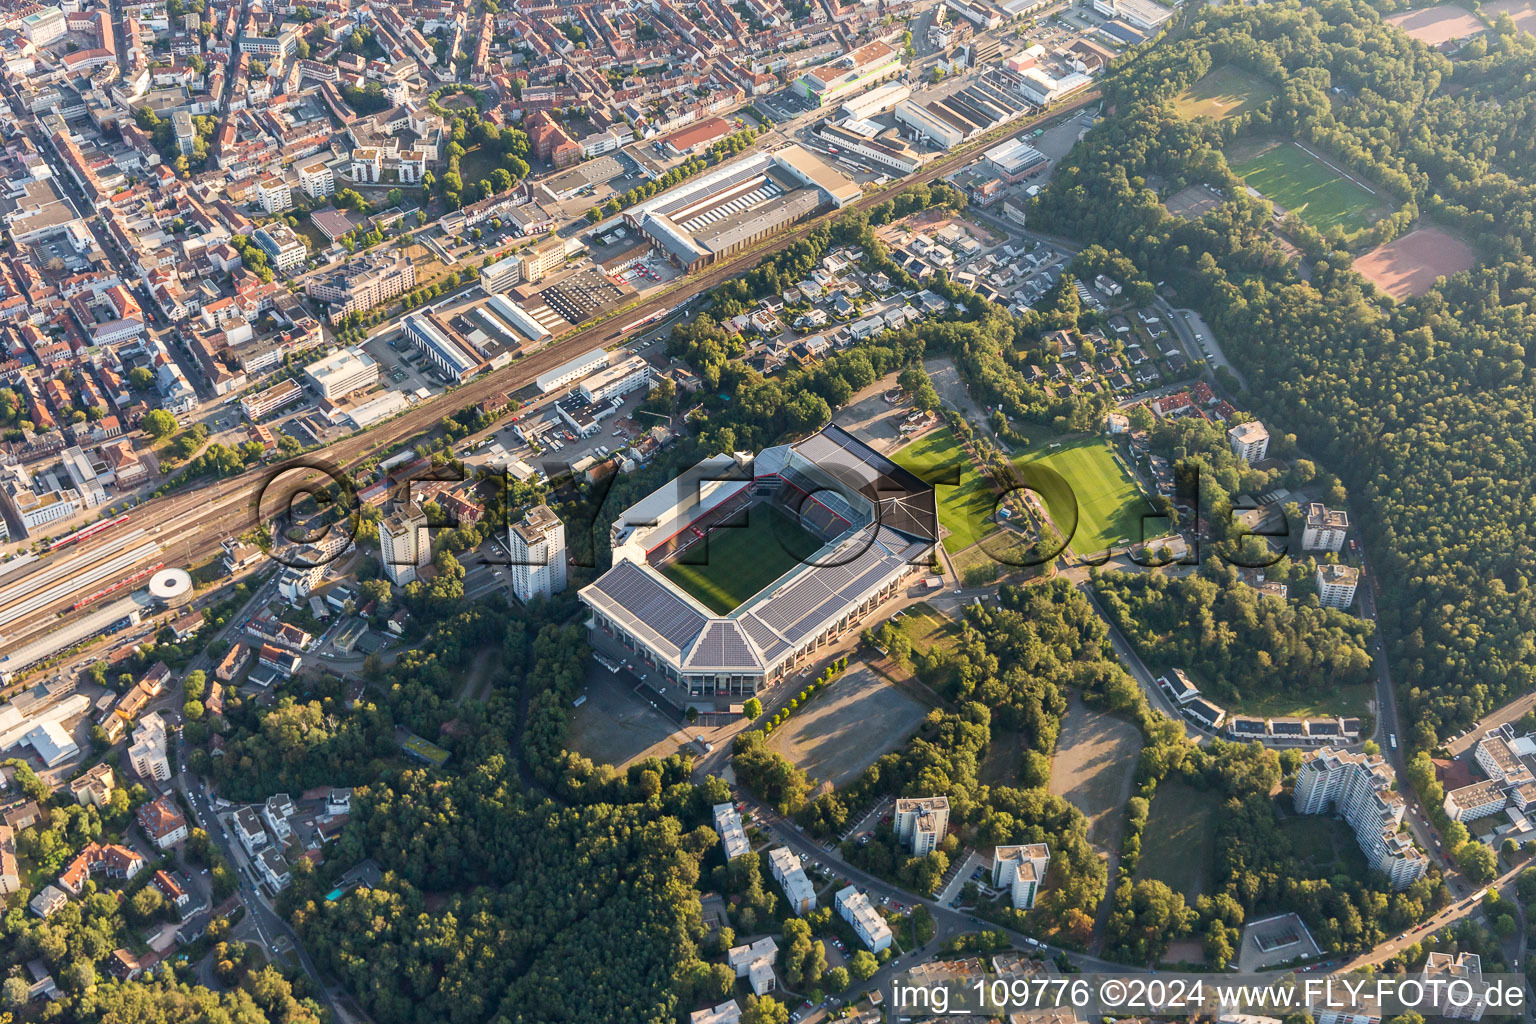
[[1231, 141, 1385, 235], [1173, 66, 1277, 122], [1353, 225, 1476, 300], [1016, 438, 1156, 557], [659, 504, 818, 614]]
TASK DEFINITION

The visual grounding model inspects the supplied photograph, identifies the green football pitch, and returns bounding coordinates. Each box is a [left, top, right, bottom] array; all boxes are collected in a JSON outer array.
[[659, 504, 820, 614], [893, 428, 1000, 554], [1016, 438, 1156, 557], [1231, 141, 1383, 234]]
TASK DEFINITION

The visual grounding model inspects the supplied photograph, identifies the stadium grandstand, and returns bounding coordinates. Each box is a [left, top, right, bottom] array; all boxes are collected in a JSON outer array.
[[580, 426, 935, 704]]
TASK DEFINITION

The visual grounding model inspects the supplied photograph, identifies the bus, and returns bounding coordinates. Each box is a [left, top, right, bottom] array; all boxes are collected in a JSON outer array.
[[1389, 733, 1398, 749]]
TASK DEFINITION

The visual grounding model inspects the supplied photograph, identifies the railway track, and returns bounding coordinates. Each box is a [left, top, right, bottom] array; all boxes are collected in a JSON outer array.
[[0, 91, 1098, 659]]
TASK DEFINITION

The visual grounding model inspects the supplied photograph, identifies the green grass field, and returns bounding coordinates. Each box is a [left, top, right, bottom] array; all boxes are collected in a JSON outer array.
[[659, 504, 816, 614], [1136, 781, 1217, 898], [1231, 142, 1384, 234], [1173, 66, 1278, 122], [1232, 683, 1376, 724], [1016, 438, 1156, 557], [893, 428, 999, 554]]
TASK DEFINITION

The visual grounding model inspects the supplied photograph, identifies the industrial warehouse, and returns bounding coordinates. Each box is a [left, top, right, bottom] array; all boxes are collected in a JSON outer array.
[[624, 145, 861, 272], [578, 426, 936, 705]]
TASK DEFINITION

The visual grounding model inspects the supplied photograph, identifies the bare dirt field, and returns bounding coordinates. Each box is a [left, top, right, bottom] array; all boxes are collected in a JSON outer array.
[[1386, 4, 1485, 44], [568, 669, 684, 768], [768, 662, 929, 787], [1049, 696, 1144, 848], [1485, 0, 1536, 35], [1164, 185, 1222, 220], [1353, 225, 1476, 299]]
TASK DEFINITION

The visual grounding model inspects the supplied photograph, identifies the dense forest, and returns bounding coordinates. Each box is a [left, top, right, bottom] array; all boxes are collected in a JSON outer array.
[[1093, 564, 1376, 710], [1031, 0, 1536, 745]]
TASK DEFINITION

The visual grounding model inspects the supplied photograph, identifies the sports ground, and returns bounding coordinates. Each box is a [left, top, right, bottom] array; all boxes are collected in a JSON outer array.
[[1172, 66, 1277, 122], [892, 428, 999, 554], [1016, 438, 1155, 557], [1231, 141, 1384, 235], [659, 504, 819, 614]]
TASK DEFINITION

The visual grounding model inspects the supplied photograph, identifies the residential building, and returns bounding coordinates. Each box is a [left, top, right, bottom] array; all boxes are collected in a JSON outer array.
[[727, 937, 778, 997], [256, 175, 293, 214], [1227, 420, 1270, 464], [894, 796, 949, 855], [1443, 780, 1508, 823], [1421, 952, 1485, 1021], [1476, 727, 1535, 785], [252, 223, 308, 273], [306, 256, 416, 320], [834, 884, 892, 952], [689, 1001, 742, 1024], [713, 802, 750, 861], [0, 825, 17, 896], [1302, 503, 1349, 553], [298, 161, 334, 199], [1316, 563, 1359, 610], [992, 843, 1049, 909], [68, 763, 115, 807], [509, 505, 567, 602], [1294, 747, 1427, 890], [234, 807, 268, 854], [127, 712, 171, 782], [58, 842, 146, 895], [30, 885, 68, 918], [263, 793, 295, 841], [255, 846, 290, 892], [136, 794, 188, 850], [380, 502, 430, 585], [767, 846, 816, 915]]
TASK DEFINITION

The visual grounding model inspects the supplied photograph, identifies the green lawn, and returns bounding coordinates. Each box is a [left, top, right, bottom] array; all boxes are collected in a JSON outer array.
[[660, 504, 816, 614], [1231, 142, 1384, 234], [1136, 781, 1217, 898], [1015, 437, 1156, 557], [893, 428, 999, 554], [1173, 66, 1278, 122], [902, 602, 960, 656], [1231, 682, 1376, 725]]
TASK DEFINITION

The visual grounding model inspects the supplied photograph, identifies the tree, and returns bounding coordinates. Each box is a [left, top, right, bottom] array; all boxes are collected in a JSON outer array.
[[143, 408, 178, 438], [184, 668, 207, 701], [849, 949, 878, 981], [740, 994, 789, 1024], [743, 697, 763, 720], [1456, 841, 1497, 883], [826, 966, 849, 991]]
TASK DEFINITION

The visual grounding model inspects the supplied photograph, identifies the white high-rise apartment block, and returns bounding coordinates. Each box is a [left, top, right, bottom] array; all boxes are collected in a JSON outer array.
[[1302, 503, 1349, 553], [127, 712, 171, 782], [298, 160, 335, 199], [380, 502, 430, 586], [1294, 747, 1427, 890], [1227, 420, 1270, 464], [1316, 563, 1359, 610], [834, 885, 892, 952], [509, 505, 567, 601], [993, 843, 1050, 909], [894, 796, 949, 855]]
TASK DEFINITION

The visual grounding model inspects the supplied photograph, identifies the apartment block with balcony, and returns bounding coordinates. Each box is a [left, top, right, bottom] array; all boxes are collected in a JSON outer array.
[[1294, 747, 1426, 890], [894, 795, 949, 855]]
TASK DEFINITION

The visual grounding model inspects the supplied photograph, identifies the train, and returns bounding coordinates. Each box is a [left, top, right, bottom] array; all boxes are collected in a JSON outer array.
[[47, 514, 129, 552]]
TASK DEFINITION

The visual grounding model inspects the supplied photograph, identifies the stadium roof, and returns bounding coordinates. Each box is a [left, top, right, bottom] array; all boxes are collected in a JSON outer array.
[[582, 427, 937, 676]]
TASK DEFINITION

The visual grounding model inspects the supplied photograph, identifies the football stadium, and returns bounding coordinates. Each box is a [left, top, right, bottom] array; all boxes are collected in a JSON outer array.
[[580, 426, 936, 704]]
